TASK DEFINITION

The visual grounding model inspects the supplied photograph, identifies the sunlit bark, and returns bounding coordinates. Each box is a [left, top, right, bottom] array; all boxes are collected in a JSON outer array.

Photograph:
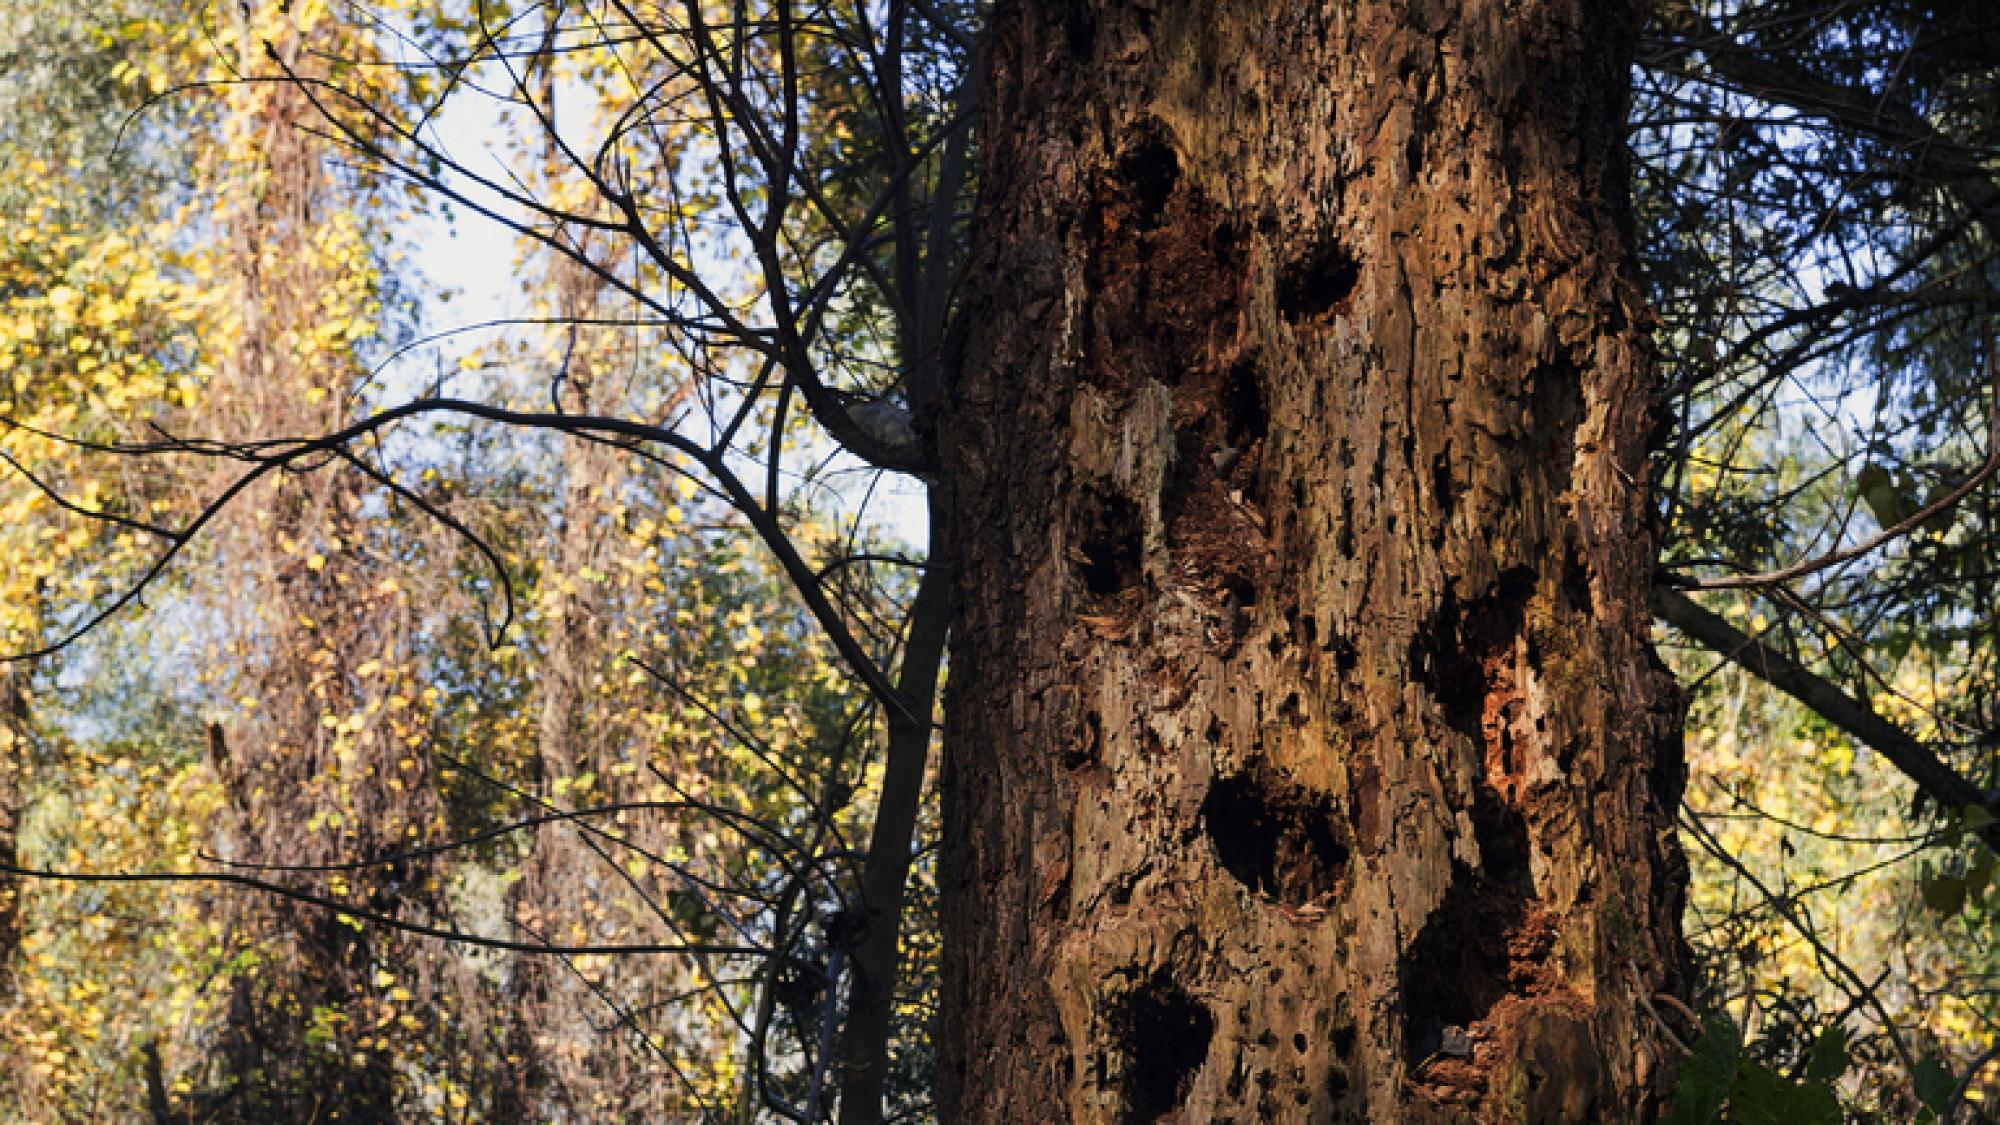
[[939, 2, 1688, 1119]]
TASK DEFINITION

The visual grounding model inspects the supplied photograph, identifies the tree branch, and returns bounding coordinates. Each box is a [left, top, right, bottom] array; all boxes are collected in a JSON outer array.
[[1653, 587, 2000, 848]]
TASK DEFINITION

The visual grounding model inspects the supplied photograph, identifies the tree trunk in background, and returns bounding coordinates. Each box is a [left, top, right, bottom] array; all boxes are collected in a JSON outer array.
[[938, 1, 1688, 1120], [193, 10, 442, 1116], [0, 665, 25, 1000], [498, 367, 621, 1119]]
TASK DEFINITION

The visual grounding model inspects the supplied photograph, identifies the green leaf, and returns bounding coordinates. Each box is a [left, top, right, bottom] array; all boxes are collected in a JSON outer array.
[[1968, 850, 1996, 900], [1857, 463, 1913, 527], [1804, 1026, 1849, 1085], [1667, 1015, 1742, 1125], [1921, 869, 1968, 916], [1920, 480, 1958, 533], [1913, 1053, 1956, 1119], [1729, 1058, 1841, 1125], [1887, 627, 1917, 668]]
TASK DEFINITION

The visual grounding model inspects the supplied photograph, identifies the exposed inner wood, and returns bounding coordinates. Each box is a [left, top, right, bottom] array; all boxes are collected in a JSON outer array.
[[939, 2, 1687, 1120]]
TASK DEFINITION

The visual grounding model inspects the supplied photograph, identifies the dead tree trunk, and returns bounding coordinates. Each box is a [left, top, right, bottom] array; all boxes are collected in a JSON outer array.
[[937, 1, 1688, 1120]]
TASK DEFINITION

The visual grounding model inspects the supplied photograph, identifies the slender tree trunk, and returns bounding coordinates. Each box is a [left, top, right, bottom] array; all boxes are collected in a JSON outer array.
[[500, 381, 620, 1120], [938, 2, 1688, 1121], [0, 665, 24, 1001], [836, 507, 950, 1125]]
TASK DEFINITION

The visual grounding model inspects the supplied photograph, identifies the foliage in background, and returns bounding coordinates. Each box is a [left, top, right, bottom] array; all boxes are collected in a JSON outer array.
[[1641, 0, 2000, 1117], [1, 0, 922, 1118]]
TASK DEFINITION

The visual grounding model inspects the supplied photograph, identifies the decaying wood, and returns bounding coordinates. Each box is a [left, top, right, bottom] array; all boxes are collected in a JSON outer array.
[[939, 1, 1687, 1120]]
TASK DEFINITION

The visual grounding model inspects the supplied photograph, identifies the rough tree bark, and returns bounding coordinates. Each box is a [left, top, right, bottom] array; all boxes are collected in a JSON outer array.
[[937, 1, 1688, 1120]]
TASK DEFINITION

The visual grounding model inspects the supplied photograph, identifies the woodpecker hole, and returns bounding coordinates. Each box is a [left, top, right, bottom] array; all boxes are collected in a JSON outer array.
[[1278, 239, 1361, 324], [1076, 491, 1144, 598], [1202, 765, 1349, 906], [1408, 567, 1536, 747], [1116, 976, 1214, 1123], [1115, 132, 1180, 233], [1221, 357, 1268, 451]]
